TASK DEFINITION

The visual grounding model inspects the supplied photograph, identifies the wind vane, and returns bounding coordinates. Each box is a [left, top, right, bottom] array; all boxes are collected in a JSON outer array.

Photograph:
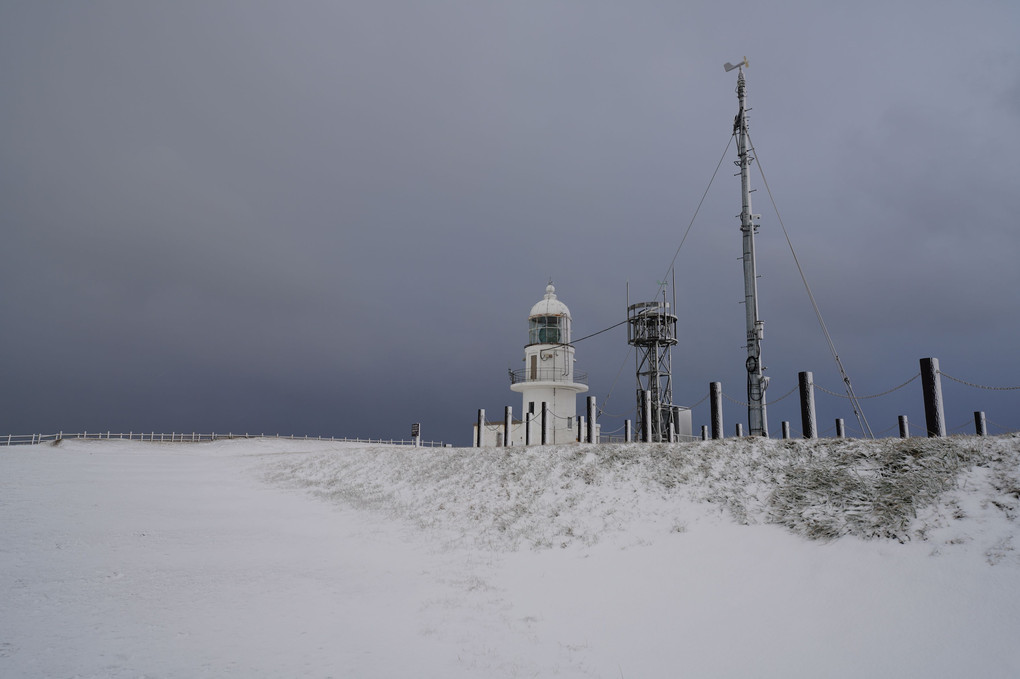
[[723, 56, 749, 73]]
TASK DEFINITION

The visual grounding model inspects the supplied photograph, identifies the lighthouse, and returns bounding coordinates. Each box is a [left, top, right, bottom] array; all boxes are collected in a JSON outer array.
[[508, 283, 589, 444]]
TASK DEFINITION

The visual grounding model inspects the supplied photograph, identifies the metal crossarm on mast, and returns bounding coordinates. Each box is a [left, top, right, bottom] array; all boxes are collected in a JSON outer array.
[[729, 58, 769, 437]]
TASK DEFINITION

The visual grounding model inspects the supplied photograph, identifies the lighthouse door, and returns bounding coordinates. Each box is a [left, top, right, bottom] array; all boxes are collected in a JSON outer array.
[[530, 355, 538, 380]]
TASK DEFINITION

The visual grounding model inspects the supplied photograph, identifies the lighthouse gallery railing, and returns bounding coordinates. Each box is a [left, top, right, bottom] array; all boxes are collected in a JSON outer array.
[[509, 368, 588, 386]]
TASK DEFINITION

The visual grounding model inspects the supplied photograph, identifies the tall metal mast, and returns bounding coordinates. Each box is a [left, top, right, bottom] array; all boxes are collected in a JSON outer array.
[[727, 57, 768, 437]]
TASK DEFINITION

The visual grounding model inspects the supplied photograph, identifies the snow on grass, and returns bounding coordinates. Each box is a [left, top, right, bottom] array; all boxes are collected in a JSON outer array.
[[2, 434, 1019, 678], [264, 434, 1020, 558]]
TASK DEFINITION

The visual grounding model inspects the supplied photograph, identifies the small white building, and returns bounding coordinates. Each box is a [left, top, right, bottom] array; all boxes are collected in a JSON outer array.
[[474, 284, 597, 446]]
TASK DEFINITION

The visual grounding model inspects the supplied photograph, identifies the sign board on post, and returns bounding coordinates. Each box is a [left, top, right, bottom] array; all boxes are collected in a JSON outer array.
[[411, 423, 420, 437]]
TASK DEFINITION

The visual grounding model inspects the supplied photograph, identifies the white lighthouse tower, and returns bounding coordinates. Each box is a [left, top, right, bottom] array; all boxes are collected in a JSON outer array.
[[508, 283, 589, 444]]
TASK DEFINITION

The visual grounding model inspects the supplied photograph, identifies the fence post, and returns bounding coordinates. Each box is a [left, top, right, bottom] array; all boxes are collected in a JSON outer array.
[[701, 425, 709, 441], [541, 402, 549, 445], [525, 408, 533, 446], [476, 409, 484, 447], [920, 357, 946, 437], [974, 411, 987, 436], [710, 382, 724, 440], [577, 416, 585, 443], [504, 406, 512, 446], [835, 418, 845, 439], [735, 423, 743, 437], [641, 390, 652, 443], [898, 415, 910, 438], [587, 396, 597, 444], [625, 419, 632, 443], [799, 371, 817, 439], [781, 421, 790, 439]]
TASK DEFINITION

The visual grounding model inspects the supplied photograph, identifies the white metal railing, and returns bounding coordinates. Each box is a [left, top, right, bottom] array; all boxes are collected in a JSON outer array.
[[0, 432, 447, 447], [509, 368, 589, 385]]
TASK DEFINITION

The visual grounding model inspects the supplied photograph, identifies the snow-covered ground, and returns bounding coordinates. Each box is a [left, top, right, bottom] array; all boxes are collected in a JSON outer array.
[[2, 435, 1019, 678]]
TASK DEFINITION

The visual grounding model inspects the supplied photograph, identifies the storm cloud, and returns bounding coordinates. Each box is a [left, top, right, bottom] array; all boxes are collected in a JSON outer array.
[[2, 1, 1017, 444]]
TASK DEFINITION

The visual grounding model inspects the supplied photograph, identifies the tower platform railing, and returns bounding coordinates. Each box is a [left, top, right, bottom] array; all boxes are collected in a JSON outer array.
[[509, 368, 588, 386]]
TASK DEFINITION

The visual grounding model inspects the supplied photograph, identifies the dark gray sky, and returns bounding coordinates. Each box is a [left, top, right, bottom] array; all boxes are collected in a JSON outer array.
[[2, 1, 1018, 444]]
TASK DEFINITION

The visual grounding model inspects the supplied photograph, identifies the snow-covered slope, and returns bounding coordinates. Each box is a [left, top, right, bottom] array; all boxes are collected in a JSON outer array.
[[2, 435, 1019, 678], [266, 435, 1020, 559]]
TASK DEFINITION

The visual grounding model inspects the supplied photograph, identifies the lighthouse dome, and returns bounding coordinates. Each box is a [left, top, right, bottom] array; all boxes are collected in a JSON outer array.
[[529, 284, 571, 319], [527, 284, 571, 345]]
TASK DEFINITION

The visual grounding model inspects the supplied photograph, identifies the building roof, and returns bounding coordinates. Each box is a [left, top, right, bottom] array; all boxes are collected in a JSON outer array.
[[528, 284, 571, 319]]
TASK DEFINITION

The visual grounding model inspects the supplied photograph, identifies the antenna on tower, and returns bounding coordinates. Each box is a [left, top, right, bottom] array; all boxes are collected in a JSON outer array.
[[730, 56, 768, 437]]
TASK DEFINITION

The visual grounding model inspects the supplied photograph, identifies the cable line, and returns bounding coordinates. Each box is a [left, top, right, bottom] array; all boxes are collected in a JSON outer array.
[[746, 130, 874, 438], [572, 319, 629, 344], [655, 135, 734, 300], [687, 393, 710, 409], [600, 345, 634, 421], [766, 383, 799, 405], [722, 391, 749, 407], [938, 371, 1020, 391], [815, 373, 920, 400]]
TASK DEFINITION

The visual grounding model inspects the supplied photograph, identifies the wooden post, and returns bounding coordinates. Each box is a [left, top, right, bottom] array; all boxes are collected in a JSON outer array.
[[641, 390, 652, 443], [782, 421, 791, 439], [799, 371, 817, 439], [735, 423, 744, 437], [577, 416, 585, 443], [920, 357, 946, 437], [710, 382, 724, 440], [587, 396, 597, 444], [701, 425, 709, 441], [835, 418, 845, 439], [974, 411, 987, 436], [476, 409, 484, 447], [624, 419, 632, 443], [504, 406, 512, 446], [898, 415, 909, 439], [541, 402, 548, 445]]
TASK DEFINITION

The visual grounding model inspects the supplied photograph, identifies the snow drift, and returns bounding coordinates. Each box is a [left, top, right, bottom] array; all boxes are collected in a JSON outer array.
[[265, 434, 1020, 559]]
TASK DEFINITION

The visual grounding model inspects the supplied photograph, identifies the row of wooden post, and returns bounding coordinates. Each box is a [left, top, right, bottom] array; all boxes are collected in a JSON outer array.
[[706, 357, 986, 440], [477, 391, 683, 446], [477, 396, 602, 447], [478, 357, 984, 446]]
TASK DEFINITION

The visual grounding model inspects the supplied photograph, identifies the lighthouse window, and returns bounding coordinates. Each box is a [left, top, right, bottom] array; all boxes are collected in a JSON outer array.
[[529, 316, 562, 344]]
